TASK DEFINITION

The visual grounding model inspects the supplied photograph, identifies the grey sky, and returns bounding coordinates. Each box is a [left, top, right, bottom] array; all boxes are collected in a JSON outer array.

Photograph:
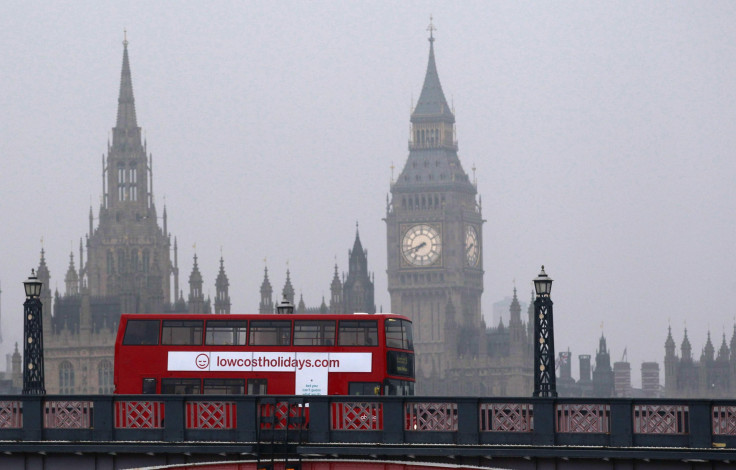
[[2, 1, 735, 384]]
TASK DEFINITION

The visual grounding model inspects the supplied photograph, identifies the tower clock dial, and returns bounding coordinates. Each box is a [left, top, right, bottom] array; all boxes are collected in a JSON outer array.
[[465, 225, 480, 267], [402, 224, 442, 267]]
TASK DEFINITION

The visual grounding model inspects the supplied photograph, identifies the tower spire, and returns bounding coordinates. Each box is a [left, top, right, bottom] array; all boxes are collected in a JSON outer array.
[[116, 31, 138, 130], [412, 17, 453, 122]]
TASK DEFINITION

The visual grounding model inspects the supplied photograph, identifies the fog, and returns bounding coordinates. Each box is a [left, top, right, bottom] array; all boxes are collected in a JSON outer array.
[[2, 1, 736, 385]]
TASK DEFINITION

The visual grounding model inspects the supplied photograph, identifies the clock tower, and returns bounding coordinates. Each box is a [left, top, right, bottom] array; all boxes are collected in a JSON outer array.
[[385, 25, 484, 394]]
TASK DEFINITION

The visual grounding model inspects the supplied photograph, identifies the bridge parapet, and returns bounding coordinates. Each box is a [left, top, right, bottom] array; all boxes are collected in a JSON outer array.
[[0, 395, 734, 454]]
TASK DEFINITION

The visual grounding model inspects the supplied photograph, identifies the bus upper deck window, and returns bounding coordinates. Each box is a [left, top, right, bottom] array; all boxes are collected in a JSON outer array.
[[294, 320, 336, 346], [206, 320, 247, 346], [123, 320, 160, 345], [385, 319, 414, 350], [249, 321, 291, 346], [338, 320, 378, 346], [162, 320, 204, 345]]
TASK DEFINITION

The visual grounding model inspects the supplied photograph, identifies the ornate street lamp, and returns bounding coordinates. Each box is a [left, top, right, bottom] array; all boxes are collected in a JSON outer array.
[[23, 269, 45, 395], [276, 296, 295, 315], [533, 266, 557, 398]]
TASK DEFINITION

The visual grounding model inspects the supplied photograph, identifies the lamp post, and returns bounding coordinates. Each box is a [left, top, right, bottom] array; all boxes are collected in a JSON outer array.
[[22, 269, 45, 395], [533, 265, 556, 398]]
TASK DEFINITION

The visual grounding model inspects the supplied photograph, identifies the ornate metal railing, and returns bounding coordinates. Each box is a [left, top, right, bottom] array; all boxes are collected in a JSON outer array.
[[0, 395, 733, 450]]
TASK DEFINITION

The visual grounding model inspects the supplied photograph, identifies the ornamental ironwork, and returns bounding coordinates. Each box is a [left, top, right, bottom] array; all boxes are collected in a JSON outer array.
[[259, 401, 307, 430], [0, 401, 22, 429], [44, 401, 93, 429], [331, 402, 382, 430], [556, 404, 610, 433], [713, 405, 736, 435], [186, 402, 236, 429], [22, 287, 45, 395], [405, 402, 458, 431], [634, 404, 689, 434], [114, 401, 164, 428], [533, 296, 557, 397], [480, 403, 534, 432]]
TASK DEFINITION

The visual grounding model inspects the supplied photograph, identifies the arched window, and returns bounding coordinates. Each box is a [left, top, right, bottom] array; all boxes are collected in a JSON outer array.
[[59, 361, 75, 394], [142, 250, 150, 273], [106, 251, 114, 275], [118, 250, 126, 273], [98, 360, 113, 394]]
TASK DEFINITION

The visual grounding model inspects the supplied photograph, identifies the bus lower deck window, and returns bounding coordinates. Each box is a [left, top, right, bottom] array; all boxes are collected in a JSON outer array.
[[142, 378, 157, 394], [348, 382, 381, 395], [203, 378, 245, 395], [248, 379, 267, 394], [161, 378, 201, 394]]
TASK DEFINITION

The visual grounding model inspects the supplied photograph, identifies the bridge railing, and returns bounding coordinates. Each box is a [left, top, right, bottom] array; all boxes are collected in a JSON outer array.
[[0, 395, 733, 448]]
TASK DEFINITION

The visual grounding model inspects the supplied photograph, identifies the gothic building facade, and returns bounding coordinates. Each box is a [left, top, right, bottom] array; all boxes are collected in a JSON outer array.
[[664, 327, 736, 398], [258, 227, 376, 315], [36, 39, 226, 394], [385, 30, 533, 396]]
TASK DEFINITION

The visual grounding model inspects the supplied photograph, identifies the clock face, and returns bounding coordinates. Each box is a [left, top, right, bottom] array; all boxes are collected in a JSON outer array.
[[465, 225, 480, 267], [402, 224, 442, 267]]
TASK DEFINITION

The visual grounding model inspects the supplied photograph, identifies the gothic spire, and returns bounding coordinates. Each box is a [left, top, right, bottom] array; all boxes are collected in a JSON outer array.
[[704, 331, 715, 362], [509, 286, 521, 326], [718, 333, 729, 362], [259, 265, 273, 314], [412, 18, 454, 123], [214, 256, 230, 314], [282, 269, 295, 304], [116, 31, 138, 130], [349, 221, 367, 275], [681, 328, 692, 360], [665, 325, 676, 356]]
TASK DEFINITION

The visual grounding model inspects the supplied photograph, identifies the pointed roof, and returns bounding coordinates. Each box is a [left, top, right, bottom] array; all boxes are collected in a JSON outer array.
[[411, 25, 454, 124], [65, 252, 78, 283], [189, 254, 202, 284], [718, 333, 729, 361], [681, 328, 692, 359], [665, 326, 676, 353], [348, 222, 367, 275], [330, 264, 342, 291], [260, 266, 272, 293], [282, 269, 294, 303], [704, 331, 715, 361], [215, 257, 229, 288], [116, 34, 138, 130], [509, 287, 521, 325], [598, 333, 608, 354]]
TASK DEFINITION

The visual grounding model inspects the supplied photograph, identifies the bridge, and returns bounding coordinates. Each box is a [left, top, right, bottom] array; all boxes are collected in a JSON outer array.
[[0, 394, 734, 469]]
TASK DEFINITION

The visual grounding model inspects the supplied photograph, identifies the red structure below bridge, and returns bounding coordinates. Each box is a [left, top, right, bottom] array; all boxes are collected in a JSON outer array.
[[154, 462, 501, 470]]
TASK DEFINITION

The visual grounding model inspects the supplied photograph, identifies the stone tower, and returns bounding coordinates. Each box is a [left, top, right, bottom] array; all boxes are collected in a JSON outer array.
[[385, 25, 484, 394], [83, 37, 174, 313]]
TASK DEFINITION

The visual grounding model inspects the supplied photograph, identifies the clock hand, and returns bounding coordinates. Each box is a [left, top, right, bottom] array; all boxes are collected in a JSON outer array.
[[404, 241, 427, 254], [466, 243, 474, 253]]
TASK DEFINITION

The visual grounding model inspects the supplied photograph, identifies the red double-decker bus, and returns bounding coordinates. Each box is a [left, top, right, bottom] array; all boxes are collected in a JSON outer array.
[[114, 313, 414, 396]]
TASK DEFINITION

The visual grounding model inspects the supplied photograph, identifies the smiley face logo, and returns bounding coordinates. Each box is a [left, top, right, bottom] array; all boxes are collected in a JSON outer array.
[[195, 354, 210, 370]]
